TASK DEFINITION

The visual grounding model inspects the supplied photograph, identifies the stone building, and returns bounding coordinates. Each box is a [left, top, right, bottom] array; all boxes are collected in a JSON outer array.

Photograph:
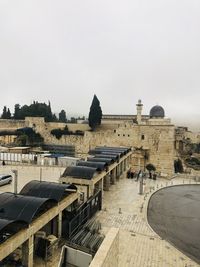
[[99, 100, 175, 176], [0, 100, 175, 176]]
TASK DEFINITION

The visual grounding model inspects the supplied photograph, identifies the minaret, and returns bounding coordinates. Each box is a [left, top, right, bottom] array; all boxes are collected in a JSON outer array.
[[136, 99, 143, 124]]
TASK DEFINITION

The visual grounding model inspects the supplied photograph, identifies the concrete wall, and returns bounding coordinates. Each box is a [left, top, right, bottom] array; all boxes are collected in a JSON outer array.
[[89, 228, 119, 267], [63, 246, 92, 267]]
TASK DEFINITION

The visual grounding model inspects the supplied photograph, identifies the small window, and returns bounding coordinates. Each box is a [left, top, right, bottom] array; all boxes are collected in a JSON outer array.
[[118, 134, 120, 136], [123, 134, 125, 136], [114, 130, 116, 133], [128, 134, 130, 137], [141, 135, 145, 140]]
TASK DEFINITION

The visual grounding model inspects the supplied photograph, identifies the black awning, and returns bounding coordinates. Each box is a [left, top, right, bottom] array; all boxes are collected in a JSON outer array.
[[77, 161, 108, 171], [62, 166, 98, 180], [20, 181, 77, 202], [0, 193, 56, 224]]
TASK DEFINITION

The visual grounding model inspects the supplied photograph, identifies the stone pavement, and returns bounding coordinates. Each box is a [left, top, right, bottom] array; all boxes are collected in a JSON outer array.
[[95, 176, 200, 267]]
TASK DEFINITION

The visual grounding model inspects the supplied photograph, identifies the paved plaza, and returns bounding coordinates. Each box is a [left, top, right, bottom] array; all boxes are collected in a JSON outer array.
[[95, 176, 200, 267], [148, 184, 200, 264]]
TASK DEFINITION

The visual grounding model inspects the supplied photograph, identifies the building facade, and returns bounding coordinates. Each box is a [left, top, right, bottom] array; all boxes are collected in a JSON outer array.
[[0, 100, 176, 176]]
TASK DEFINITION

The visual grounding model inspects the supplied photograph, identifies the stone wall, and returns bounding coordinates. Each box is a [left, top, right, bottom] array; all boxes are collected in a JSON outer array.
[[0, 119, 25, 129], [39, 122, 174, 175], [185, 131, 200, 143], [89, 228, 119, 267], [0, 135, 16, 145], [25, 117, 90, 132], [0, 117, 175, 175], [66, 123, 174, 175]]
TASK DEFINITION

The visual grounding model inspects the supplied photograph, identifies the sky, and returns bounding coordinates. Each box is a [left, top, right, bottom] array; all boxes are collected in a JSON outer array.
[[0, 1, 200, 129]]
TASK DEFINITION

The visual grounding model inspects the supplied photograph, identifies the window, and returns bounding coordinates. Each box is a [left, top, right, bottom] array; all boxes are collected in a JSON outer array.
[[141, 135, 145, 140], [118, 134, 120, 136], [114, 130, 116, 133]]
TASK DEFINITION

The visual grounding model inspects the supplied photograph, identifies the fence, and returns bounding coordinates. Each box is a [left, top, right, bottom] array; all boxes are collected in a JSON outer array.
[[65, 190, 102, 239], [0, 152, 78, 167]]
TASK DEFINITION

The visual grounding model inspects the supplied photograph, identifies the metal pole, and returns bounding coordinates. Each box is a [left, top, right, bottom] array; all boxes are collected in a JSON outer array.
[[139, 175, 143, 195], [12, 170, 18, 194], [40, 167, 42, 182]]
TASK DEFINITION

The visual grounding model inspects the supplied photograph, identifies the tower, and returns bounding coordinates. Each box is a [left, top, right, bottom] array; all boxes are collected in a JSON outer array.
[[136, 99, 143, 124]]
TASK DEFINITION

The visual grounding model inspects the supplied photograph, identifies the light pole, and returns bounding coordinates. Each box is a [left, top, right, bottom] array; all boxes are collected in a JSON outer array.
[[40, 167, 42, 182], [139, 174, 143, 195], [12, 170, 18, 194]]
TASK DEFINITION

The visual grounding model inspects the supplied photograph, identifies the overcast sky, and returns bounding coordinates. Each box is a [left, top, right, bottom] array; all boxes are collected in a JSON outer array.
[[0, 1, 200, 129]]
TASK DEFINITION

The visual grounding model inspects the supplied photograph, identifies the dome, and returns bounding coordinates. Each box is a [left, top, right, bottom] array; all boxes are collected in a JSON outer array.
[[149, 105, 165, 118]]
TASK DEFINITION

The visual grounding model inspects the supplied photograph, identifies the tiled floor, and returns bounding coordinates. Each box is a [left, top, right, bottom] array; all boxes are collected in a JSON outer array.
[[95, 176, 200, 267]]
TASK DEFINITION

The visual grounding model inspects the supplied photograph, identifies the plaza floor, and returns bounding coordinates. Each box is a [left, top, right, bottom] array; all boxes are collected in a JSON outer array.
[[95, 176, 200, 267]]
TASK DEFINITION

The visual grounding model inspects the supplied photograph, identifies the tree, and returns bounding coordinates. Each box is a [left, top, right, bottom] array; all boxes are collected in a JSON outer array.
[[7, 108, 11, 119], [69, 117, 77, 123], [88, 95, 102, 130], [1, 106, 7, 119], [15, 127, 44, 145], [1, 106, 11, 119], [59, 110, 67, 122], [13, 101, 54, 121], [46, 101, 53, 122], [13, 104, 21, 119], [146, 163, 156, 178], [52, 113, 58, 122]]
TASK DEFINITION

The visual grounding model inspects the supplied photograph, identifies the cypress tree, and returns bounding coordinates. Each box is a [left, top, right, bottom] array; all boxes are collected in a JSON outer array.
[[7, 108, 11, 119], [88, 95, 102, 130], [14, 104, 21, 119], [1, 106, 8, 119]]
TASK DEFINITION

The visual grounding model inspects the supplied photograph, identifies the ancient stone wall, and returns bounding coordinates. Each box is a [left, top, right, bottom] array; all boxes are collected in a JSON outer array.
[[185, 131, 200, 143], [40, 122, 174, 174], [0, 135, 16, 145], [24, 117, 90, 136], [39, 122, 174, 175], [0, 119, 25, 129], [0, 117, 175, 175]]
